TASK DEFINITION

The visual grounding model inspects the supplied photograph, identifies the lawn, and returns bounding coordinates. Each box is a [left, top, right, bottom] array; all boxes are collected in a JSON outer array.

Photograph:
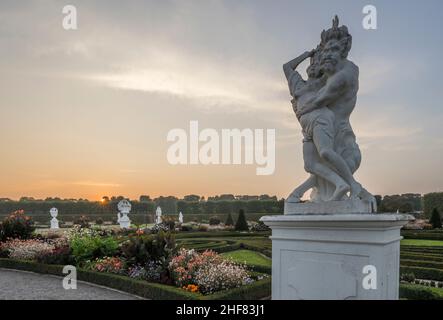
[[222, 249, 271, 268], [401, 239, 443, 247]]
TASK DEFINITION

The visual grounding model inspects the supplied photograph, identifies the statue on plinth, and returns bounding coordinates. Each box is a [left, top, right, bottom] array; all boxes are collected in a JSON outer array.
[[50, 207, 59, 229], [117, 200, 132, 229], [283, 16, 376, 213], [155, 206, 162, 224]]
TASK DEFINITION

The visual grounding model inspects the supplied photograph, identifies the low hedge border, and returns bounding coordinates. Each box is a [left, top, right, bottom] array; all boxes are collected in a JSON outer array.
[[399, 283, 443, 300], [402, 231, 443, 241], [201, 277, 271, 300], [401, 253, 443, 263], [401, 246, 443, 254], [175, 231, 270, 239], [400, 266, 443, 282], [401, 259, 443, 270], [0, 258, 271, 300]]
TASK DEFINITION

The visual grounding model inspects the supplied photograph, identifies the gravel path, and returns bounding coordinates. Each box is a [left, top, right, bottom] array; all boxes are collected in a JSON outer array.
[[0, 268, 142, 300]]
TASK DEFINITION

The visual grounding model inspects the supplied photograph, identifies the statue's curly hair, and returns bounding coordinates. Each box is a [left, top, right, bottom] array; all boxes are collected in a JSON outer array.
[[320, 15, 352, 58]]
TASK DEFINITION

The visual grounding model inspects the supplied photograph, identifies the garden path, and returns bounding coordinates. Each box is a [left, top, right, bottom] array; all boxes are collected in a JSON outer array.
[[0, 268, 142, 300]]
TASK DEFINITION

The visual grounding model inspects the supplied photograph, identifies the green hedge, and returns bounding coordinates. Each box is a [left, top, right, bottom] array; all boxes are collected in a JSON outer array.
[[401, 246, 443, 255], [401, 259, 443, 270], [400, 266, 443, 282], [201, 277, 271, 300], [402, 231, 443, 241], [175, 231, 270, 239], [401, 253, 443, 263], [0, 258, 270, 300], [399, 283, 443, 300]]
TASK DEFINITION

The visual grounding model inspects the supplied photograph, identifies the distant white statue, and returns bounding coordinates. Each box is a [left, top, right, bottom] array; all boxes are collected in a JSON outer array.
[[117, 200, 132, 229], [179, 211, 184, 224], [50, 207, 59, 229], [155, 206, 162, 224]]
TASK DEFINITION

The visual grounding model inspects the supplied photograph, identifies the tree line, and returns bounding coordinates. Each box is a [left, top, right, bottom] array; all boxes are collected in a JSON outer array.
[[0, 194, 284, 216], [0, 192, 440, 217]]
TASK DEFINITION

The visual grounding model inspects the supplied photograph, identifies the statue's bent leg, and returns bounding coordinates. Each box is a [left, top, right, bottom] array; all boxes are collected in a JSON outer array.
[[312, 125, 362, 198], [303, 141, 350, 200], [287, 174, 316, 202]]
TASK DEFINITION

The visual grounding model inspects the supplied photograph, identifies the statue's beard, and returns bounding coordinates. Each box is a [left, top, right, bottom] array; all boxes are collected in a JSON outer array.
[[321, 60, 337, 74]]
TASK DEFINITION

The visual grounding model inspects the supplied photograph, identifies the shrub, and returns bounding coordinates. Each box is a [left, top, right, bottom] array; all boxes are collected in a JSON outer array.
[[0, 210, 35, 241], [399, 284, 442, 300], [430, 208, 442, 229], [162, 216, 176, 230], [128, 261, 162, 282], [73, 215, 90, 228], [225, 213, 234, 226], [95, 218, 104, 225], [85, 257, 125, 274], [169, 248, 251, 294], [121, 231, 176, 266], [36, 245, 73, 265], [209, 217, 221, 226], [0, 239, 54, 260], [235, 209, 248, 231], [69, 236, 119, 264], [400, 266, 443, 281], [249, 221, 270, 232], [150, 223, 169, 234], [195, 260, 251, 294], [400, 273, 416, 283], [180, 225, 193, 232]]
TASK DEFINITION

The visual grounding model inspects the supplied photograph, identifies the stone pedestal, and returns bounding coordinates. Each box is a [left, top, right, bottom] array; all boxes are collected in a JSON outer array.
[[261, 213, 413, 300], [50, 218, 59, 229], [119, 214, 131, 229]]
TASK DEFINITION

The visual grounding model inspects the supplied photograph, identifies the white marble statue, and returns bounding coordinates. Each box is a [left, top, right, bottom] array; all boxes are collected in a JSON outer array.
[[178, 211, 184, 224], [49, 207, 59, 229], [117, 200, 131, 229], [283, 16, 376, 213], [155, 206, 162, 224]]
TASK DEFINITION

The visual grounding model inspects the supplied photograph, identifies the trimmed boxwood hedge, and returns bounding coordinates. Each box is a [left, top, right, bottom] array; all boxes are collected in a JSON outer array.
[[399, 283, 443, 300], [400, 259, 443, 270], [401, 246, 443, 255], [400, 266, 443, 282], [0, 258, 271, 300], [175, 231, 270, 239], [401, 253, 443, 263], [401, 230, 443, 241]]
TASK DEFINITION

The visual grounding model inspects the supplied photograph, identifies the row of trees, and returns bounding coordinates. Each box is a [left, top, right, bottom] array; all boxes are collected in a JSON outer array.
[[1, 193, 442, 217], [0, 195, 284, 216], [374, 193, 422, 213]]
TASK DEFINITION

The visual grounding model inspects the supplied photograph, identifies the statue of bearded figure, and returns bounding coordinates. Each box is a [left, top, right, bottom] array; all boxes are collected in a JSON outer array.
[[284, 16, 376, 210]]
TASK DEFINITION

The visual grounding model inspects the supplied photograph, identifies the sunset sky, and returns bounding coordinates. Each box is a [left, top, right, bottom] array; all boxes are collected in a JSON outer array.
[[1, 0, 442, 201]]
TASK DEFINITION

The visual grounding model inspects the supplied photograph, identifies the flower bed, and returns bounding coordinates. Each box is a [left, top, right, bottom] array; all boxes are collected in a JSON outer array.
[[0, 212, 271, 299], [0, 258, 271, 300]]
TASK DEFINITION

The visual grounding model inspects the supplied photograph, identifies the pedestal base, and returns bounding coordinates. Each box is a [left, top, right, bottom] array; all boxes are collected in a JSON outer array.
[[285, 198, 375, 215], [260, 213, 413, 300], [50, 218, 59, 229]]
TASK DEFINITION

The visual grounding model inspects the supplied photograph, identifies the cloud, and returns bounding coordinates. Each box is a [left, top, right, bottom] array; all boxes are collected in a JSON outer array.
[[71, 181, 121, 188]]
